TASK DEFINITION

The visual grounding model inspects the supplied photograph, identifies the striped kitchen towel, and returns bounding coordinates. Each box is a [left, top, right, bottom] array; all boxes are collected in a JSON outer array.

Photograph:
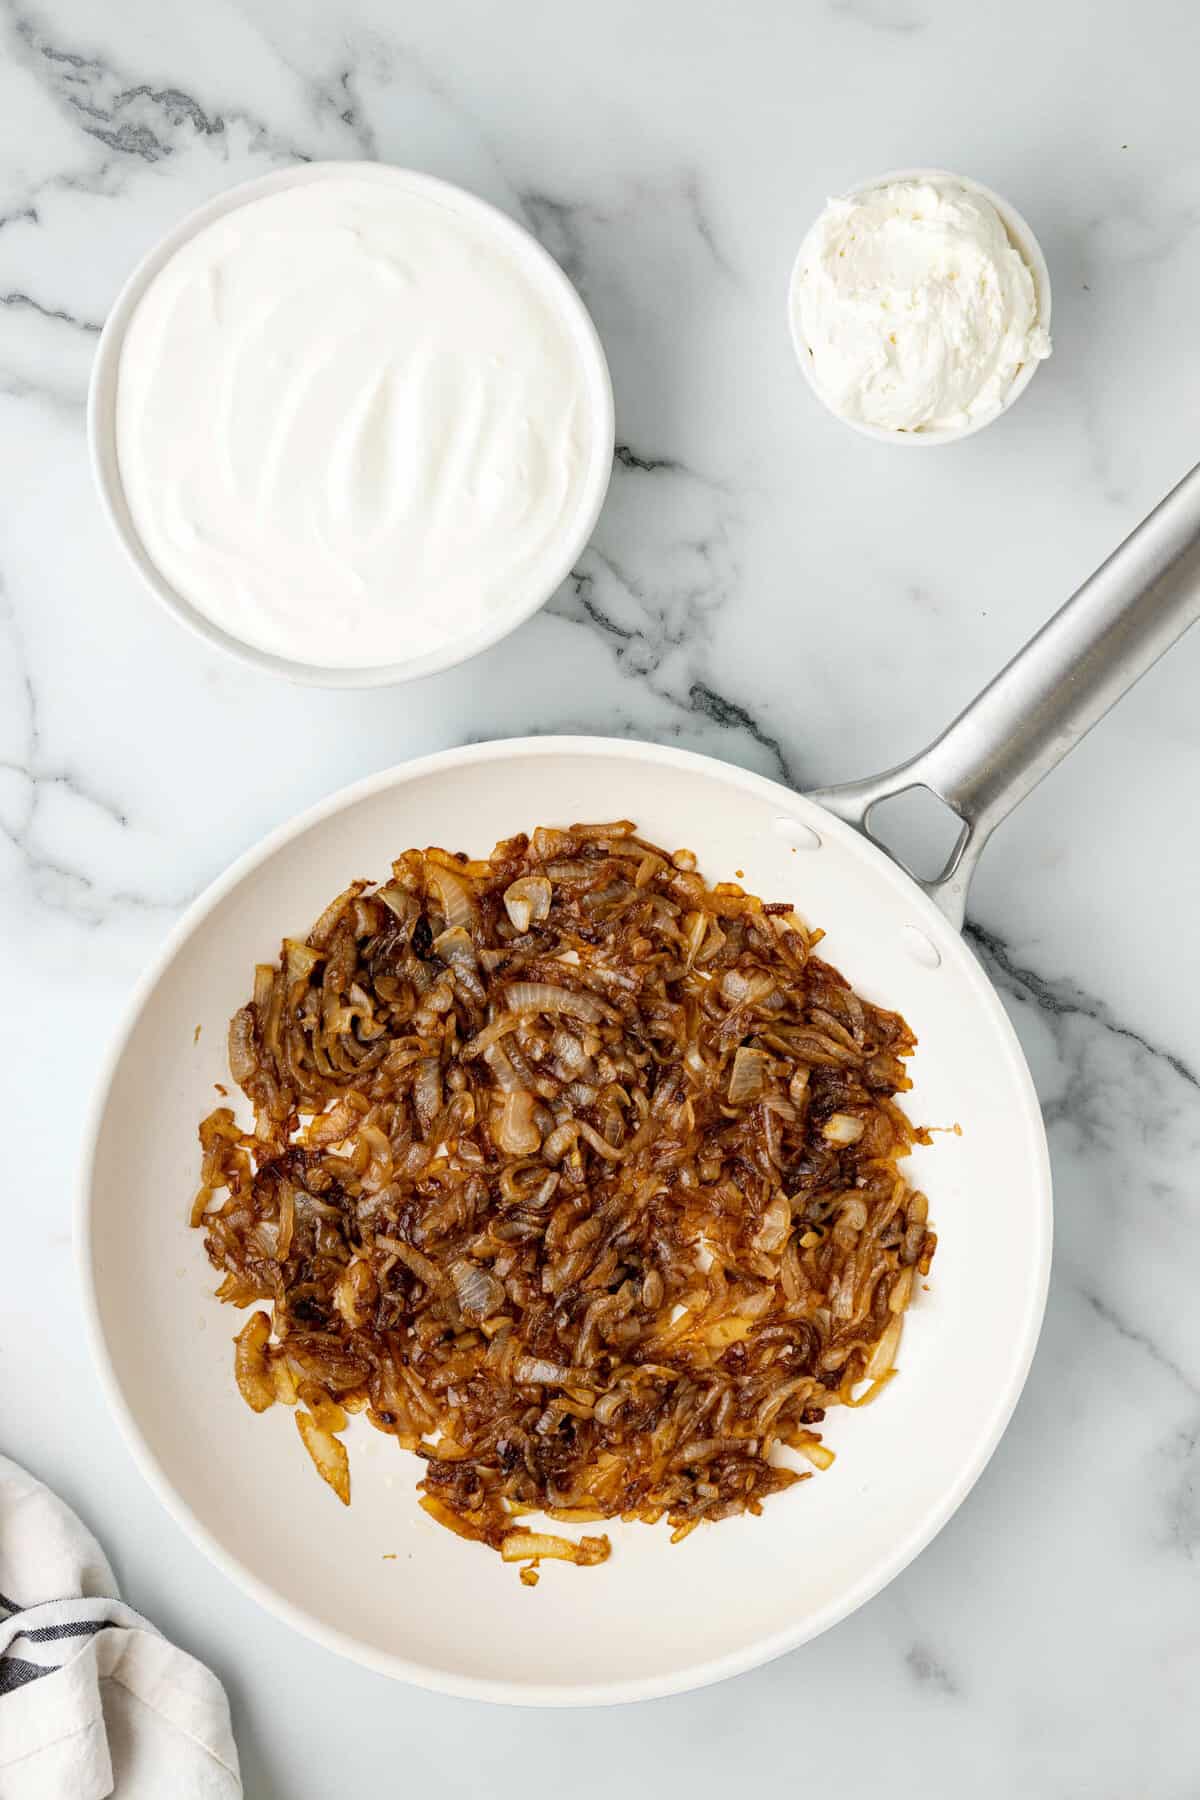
[[0, 1455, 240, 1798]]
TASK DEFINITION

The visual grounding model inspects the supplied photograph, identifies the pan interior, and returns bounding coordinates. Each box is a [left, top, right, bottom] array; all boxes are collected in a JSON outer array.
[[84, 740, 1051, 1703]]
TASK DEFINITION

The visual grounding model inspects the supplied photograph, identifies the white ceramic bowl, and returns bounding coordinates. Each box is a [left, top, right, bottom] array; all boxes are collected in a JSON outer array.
[[79, 739, 1051, 1706], [87, 163, 615, 687], [788, 167, 1052, 447]]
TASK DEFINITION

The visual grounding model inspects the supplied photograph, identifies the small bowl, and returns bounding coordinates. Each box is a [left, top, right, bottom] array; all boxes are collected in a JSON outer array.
[[88, 163, 615, 687], [788, 167, 1052, 447]]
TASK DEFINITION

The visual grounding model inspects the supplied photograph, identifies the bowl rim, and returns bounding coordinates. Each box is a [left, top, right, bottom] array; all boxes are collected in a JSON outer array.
[[76, 736, 1053, 1707], [86, 161, 615, 688], [787, 166, 1053, 447]]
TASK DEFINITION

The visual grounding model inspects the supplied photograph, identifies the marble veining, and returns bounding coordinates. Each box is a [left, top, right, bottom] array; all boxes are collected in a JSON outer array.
[[2, 1, 1199, 1794], [905, 1642, 959, 1696]]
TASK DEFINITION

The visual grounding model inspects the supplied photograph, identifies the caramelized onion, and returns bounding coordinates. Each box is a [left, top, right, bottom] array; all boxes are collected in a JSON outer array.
[[728, 1046, 770, 1104], [194, 821, 932, 1568], [427, 864, 477, 930], [431, 925, 477, 969], [502, 982, 606, 1023], [449, 1258, 506, 1324], [233, 1310, 275, 1413], [296, 1409, 350, 1504], [494, 1090, 541, 1156], [503, 875, 552, 932], [500, 1530, 609, 1566]]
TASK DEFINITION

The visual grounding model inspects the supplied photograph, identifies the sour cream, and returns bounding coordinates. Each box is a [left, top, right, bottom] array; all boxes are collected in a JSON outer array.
[[791, 177, 1050, 434], [114, 170, 611, 670]]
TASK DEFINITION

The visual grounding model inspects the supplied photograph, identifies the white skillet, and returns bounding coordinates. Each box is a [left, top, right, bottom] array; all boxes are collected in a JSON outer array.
[[80, 466, 1200, 1705]]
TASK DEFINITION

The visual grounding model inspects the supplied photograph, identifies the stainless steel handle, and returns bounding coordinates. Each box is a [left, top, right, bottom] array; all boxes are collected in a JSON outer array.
[[807, 461, 1200, 930]]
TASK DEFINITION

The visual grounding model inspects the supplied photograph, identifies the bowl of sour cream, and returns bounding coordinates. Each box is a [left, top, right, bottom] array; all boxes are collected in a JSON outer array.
[[789, 168, 1052, 444], [89, 163, 615, 684]]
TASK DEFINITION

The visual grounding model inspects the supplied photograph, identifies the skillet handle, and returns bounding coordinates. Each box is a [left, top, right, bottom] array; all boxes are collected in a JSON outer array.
[[806, 460, 1200, 930]]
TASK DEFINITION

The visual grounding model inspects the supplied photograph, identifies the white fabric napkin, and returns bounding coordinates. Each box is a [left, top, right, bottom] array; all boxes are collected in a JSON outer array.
[[0, 1454, 241, 1799]]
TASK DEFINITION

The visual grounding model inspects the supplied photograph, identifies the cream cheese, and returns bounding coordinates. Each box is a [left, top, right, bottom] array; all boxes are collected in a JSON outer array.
[[116, 172, 603, 668], [791, 178, 1050, 433]]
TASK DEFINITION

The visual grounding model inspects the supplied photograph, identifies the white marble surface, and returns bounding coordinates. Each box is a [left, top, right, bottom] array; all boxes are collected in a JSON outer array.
[[2, 0, 1199, 1791]]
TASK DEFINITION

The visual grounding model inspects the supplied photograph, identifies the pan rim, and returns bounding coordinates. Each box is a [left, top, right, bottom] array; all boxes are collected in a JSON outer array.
[[76, 735, 1053, 1706]]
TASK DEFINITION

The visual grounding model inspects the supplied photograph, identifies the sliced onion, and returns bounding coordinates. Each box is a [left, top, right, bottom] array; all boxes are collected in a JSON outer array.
[[542, 1121, 579, 1164], [530, 825, 574, 859], [823, 1112, 866, 1145], [593, 1389, 627, 1428], [504, 875, 552, 933], [500, 1529, 610, 1565], [334, 1258, 377, 1329], [378, 883, 418, 923], [779, 1238, 804, 1305], [428, 864, 477, 930], [866, 1312, 903, 1379], [414, 1057, 442, 1135], [305, 1094, 367, 1149], [529, 1172, 560, 1209], [753, 1196, 791, 1253], [641, 1269, 664, 1310], [234, 1311, 275, 1413], [419, 1493, 485, 1540], [544, 859, 596, 881], [464, 1014, 522, 1057], [682, 910, 707, 968], [449, 1258, 506, 1324], [494, 1090, 542, 1156], [482, 1040, 524, 1093], [513, 1355, 574, 1386], [838, 1197, 868, 1232], [298, 1382, 348, 1434], [723, 970, 777, 1008], [550, 1028, 589, 1077], [432, 926, 477, 969], [696, 918, 726, 963], [227, 1007, 258, 1085], [888, 1267, 914, 1314], [276, 1181, 296, 1262], [375, 1237, 443, 1290], [670, 1435, 746, 1466], [309, 882, 366, 949], [284, 940, 323, 988], [502, 981, 605, 1022], [575, 1119, 625, 1162], [574, 819, 636, 840], [271, 1357, 298, 1405], [728, 1046, 770, 1104], [296, 1409, 350, 1504]]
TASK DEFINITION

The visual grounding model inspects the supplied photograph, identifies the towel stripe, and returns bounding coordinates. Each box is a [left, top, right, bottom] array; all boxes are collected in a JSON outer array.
[[0, 1656, 52, 1695], [11, 1619, 108, 1645]]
